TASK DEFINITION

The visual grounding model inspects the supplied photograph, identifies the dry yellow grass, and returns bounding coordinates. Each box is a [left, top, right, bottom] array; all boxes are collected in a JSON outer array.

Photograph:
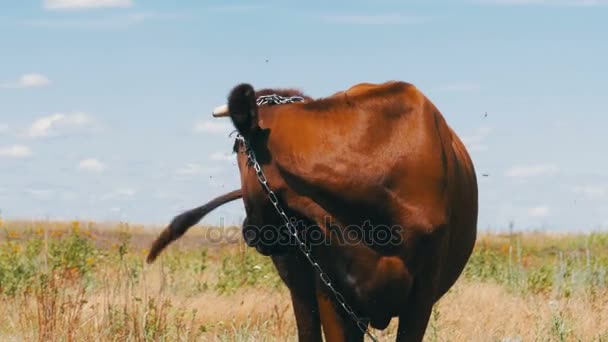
[[1, 220, 607, 341], [3, 276, 607, 341]]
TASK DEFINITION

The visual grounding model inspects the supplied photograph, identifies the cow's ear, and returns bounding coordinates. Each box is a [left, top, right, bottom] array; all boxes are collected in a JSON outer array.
[[228, 83, 258, 135]]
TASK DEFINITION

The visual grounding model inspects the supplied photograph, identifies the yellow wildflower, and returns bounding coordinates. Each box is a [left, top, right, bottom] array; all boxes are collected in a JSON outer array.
[[11, 244, 21, 253], [71, 220, 81, 234]]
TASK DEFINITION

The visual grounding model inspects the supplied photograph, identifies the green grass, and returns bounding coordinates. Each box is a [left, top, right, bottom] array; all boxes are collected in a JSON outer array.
[[464, 232, 608, 296]]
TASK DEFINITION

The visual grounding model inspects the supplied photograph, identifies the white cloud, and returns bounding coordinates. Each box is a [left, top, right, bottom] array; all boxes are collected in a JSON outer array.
[[529, 206, 551, 218], [28, 112, 95, 138], [462, 125, 493, 152], [26, 12, 178, 29], [505, 164, 559, 178], [110, 207, 122, 213], [193, 120, 233, 134], [210, 152, 234, 162], [572, 185, 608, 199], [25, 189, 55, 200], [78, 158, 105, 173], [116, 188, 136, 197], [320, 14, 431, 25], [175, 163, 221, 176], [101, 188, 136, 200], [0, 145, 32, 158], [43, 0, 132, 10], [0, 73, 51, 89], [0, 123, 7, 133]]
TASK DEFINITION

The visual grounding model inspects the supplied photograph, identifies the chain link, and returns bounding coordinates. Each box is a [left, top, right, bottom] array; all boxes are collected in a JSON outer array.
[[235, 131, 378, 342], [256, 94, 305, 106]]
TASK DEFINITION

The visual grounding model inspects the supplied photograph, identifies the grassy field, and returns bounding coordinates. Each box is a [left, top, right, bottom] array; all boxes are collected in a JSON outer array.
[[1, 218, 607, 341]]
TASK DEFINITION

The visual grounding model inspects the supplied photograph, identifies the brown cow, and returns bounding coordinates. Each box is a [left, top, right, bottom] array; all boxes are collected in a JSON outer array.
[[147, 81, 478, 341]]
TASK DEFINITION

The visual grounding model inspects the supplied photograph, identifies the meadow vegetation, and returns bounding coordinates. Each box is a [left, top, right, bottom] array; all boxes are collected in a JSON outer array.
[[0, 218, 607, 341]]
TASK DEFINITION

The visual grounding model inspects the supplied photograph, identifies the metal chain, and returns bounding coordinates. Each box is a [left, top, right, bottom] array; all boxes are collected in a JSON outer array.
[[256, 94, 305, 106], [235, 129, 378, 341]]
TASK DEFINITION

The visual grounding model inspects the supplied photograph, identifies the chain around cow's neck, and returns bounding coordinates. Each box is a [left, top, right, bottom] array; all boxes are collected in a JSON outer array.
[[255, 94, 305, 106], [234, 95, 378, 341]]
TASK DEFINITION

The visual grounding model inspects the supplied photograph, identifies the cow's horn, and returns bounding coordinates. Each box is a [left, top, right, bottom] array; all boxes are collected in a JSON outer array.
[[212, 104, 229, 117]]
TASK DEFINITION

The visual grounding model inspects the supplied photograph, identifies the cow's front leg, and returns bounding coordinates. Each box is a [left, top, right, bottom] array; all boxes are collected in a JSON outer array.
[[316, 285, 366, 342], [272, 253, 322, 342]]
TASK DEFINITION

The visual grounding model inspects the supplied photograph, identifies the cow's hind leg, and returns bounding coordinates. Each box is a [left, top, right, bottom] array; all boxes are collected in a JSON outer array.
[[395, 224, 448, 342], [394, 279, 436, 342]]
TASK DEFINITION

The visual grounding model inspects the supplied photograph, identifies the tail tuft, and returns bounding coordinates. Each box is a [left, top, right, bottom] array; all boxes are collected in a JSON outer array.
[[146, 227, 173, 263], [145, 189, 243, 263]]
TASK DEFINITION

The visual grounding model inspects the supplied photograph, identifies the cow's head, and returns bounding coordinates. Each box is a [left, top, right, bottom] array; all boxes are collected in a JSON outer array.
[[212, 83, 310, 256]]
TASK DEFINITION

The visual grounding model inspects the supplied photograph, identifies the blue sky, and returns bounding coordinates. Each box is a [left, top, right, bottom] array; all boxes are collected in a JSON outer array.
[[0, 0, 606, 231]]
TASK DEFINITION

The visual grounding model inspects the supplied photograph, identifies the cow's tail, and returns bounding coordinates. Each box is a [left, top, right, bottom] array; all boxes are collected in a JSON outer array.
[[146, 189, 243, 263]]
